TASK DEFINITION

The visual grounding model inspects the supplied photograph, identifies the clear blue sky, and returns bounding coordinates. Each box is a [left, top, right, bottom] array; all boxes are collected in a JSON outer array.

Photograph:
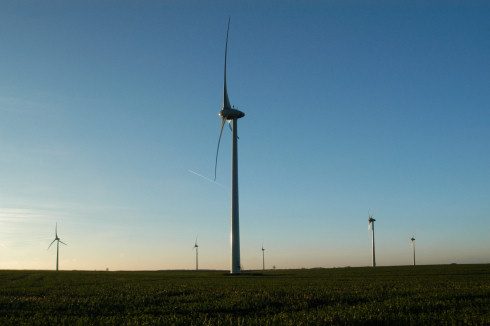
[[1, 1, 489, 270]]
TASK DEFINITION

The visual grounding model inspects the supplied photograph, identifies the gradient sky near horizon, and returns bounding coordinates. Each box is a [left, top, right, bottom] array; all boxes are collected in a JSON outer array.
[[1, 1, 489, 271]]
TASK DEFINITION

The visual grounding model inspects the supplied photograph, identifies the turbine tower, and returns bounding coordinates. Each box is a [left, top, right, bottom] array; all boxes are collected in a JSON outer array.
[[193, 236, 199, 271], [410, 232, 416, 266], [368, 210, 376, 267], [261, 243, 265, 271], [214, 17, 245, 274], [48, 223, 67, 271]]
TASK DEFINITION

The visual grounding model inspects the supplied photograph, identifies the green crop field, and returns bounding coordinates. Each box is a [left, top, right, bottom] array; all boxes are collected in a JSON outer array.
[[1, 264, 489, 325]]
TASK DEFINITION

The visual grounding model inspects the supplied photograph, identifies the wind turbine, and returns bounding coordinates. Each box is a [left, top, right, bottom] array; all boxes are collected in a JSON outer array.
[[193, 236, 199, 271], [261, 243, 265, 271], [409, 232, 417, 266], [214, 17, 245, 274], [48, 223, 67, 271], [368, 210, 377, 267]]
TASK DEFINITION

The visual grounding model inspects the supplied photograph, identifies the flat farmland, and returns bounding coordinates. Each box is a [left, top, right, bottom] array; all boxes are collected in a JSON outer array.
[[1, 264, 489, 325]]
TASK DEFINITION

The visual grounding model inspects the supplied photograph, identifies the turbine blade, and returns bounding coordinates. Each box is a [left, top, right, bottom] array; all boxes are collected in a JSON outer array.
[[228, 120, 240, 139], [48, 239, 56, 249], [60, 240, 67, 246], [214, 118, 226, 181], [223, 17, 232, 110], [55, 222, 58, 238]]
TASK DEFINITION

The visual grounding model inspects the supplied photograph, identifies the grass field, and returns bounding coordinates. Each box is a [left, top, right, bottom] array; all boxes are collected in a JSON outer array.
[[1, 264, 489, 325]]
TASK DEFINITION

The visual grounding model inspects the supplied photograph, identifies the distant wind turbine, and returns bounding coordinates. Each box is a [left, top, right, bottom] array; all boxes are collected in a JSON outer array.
[[193, 236, 199, 271], [409, 231, 417, 266], [214, 17, 245, 274], [48, 223, 67, 271], [368, 210, 377, 267], [261, 243, 265, 271]]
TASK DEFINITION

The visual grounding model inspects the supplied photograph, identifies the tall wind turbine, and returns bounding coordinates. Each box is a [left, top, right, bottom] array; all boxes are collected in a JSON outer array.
[[409, 232, 416, 266], [193, 236, 199, 271], [48, 223, 67, 271], [214, 17, 245, 274], [368, 210, 377, 267], [261, 243, 265, 271]]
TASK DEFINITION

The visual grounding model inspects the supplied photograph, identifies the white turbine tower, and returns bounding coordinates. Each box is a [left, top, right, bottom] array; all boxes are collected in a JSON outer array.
[[261, 243, 265, 271], [214, 17, 245, 274], [193, 236, 199, 271], [368, 210, 377, 267], [410, 232, 417, 266], [48, 223, 67, 271]]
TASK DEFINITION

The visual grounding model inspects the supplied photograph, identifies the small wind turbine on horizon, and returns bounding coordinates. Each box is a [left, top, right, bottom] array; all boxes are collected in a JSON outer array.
[[410, 231, 417, 266], [48, 223, 67, 271], [368, 210, 377, 267], [261, 243, 265, 271], [214, 17, 245, 274], [193, 236, 199, 271]]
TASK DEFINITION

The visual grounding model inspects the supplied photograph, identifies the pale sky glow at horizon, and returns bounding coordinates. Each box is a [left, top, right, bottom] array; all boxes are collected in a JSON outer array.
[[1, 1, 489, 271]]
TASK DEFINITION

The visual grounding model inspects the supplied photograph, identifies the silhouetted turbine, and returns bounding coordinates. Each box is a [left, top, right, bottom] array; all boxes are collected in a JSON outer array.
[[410, 231, 417, 266], [48, 223, 67, 271], [368, 210, 377, 267], [214, 17, 245, 274], [193, 236, 199, 271]]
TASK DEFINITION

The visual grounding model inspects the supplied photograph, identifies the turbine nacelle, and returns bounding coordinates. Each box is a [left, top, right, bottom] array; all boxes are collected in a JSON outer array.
[[410, 230, 417, 242], [368, 217, 376, 229], [368, 209, 377, 227], [219, 108, 245, 120], [410, 236, 416, 247]]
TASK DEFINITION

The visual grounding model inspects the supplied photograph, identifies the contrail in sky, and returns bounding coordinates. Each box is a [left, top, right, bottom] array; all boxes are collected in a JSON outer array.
[[188, 169, 227, 189]]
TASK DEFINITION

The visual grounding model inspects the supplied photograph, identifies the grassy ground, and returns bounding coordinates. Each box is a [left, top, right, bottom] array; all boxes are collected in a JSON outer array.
[[1, 264, 489, 325]]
